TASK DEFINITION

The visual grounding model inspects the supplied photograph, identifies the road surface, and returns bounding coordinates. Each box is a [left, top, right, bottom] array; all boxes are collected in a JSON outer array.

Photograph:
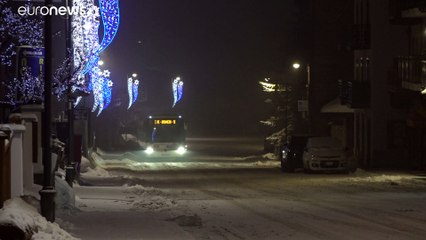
[[59, 137, 426, 240]]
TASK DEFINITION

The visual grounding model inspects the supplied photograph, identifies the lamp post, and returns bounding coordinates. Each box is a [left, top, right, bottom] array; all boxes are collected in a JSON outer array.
[[65, 0, 75, 187], [292, 62, 311, 133], [40, 0, 56, 222]]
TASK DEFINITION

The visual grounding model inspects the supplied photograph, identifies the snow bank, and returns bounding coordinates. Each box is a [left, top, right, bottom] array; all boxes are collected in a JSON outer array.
[[55, 176, 76, 211], [262, 153, 277, 160], [0, 198, 78, 240], [79, 156, 91, 173], [83, 166, 111, 177], [123, 185, 177, 211]]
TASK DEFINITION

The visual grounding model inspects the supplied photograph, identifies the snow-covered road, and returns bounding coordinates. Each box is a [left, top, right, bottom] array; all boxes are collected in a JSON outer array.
[[58, 137, 426, 239]]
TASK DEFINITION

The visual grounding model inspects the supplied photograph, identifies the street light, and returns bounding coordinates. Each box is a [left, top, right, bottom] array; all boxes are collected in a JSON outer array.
[[292, 63, 301, 70], [292, 61, 311, 133]]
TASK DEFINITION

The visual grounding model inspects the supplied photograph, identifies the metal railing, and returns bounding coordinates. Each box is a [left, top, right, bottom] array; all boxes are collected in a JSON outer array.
[[397, 56, 425, 85]]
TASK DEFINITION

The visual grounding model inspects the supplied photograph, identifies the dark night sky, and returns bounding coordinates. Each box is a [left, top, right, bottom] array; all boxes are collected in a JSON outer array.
[[103, 0, 304, 136]]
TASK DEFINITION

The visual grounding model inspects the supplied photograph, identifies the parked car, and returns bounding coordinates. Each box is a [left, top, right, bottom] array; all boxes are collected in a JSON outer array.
[[302, 137, 349, 173], [280, 135, 311, 172]]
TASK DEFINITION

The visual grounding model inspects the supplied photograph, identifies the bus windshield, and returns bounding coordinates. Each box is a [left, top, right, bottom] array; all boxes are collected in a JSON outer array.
[[142, 115, 186, 143]]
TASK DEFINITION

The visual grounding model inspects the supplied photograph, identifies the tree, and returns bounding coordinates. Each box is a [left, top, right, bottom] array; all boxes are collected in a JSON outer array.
[[259, 79, 295, 153], [0, 0, 43, 66], [0, 0, 44, 105]]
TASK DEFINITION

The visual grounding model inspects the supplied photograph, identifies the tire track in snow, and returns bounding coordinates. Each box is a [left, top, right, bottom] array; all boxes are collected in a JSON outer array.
[[198, 188, 326, 239], [237, 181, 426, 239]]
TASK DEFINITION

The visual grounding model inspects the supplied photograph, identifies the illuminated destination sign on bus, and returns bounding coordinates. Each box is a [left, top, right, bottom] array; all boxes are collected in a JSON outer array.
[[153, 119, 177, 125]]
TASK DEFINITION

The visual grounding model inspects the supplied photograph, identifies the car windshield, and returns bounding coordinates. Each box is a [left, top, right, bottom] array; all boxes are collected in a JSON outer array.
[[307, 137, 342, 148]]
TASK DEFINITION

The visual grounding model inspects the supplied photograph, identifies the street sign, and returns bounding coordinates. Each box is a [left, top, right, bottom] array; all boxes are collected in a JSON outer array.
[[16, 46, 45, 79]]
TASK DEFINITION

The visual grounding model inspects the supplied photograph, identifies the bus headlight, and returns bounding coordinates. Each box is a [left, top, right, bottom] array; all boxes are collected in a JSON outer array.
[[145, 146, 154, 155], [176, 146, 187, 155]]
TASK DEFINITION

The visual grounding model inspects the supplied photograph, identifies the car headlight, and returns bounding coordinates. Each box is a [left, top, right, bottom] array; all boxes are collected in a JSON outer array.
[[176, 146, 187, 155], [145, 146, 154, 155]]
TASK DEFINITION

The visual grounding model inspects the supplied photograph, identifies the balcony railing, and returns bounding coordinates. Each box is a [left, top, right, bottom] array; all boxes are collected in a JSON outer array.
[[397, 56, 426, 91]]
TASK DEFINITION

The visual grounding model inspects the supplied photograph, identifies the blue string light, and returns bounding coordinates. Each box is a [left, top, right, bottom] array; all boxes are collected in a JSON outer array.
[[132, 79, 139, 105], [83, 0, 120, 74], [103, 78, 113, 109], [127, 77, 139, 109], [172, 77, 184, 108], [127, 77, 133, 109], [72, 0, 119, 116]]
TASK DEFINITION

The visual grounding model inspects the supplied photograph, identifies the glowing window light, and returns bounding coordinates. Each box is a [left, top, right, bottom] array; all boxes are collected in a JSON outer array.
[[172, 77, 184, 108]]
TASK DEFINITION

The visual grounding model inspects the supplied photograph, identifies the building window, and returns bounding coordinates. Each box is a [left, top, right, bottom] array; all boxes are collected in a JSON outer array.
[[353, 0, 371, 49]]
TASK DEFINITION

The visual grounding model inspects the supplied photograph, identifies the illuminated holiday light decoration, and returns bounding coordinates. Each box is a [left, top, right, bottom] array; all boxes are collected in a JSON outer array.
[[1, 67, 44, 105], [83, 0, 120, 75], [127, 75, 139, 109], [72, 0, 100, 87], [259, 81, 277, 92], [103, 78, 113, 109], [0, 0, 43, 66], [127, 77, 133, 109], [172, 77, 184, 108], [90, 65, 104, 115], [0, 1, 44, 105], [87, 62, 113, 116], [132, 79, 139, 105], [70, 0, 120, 116]]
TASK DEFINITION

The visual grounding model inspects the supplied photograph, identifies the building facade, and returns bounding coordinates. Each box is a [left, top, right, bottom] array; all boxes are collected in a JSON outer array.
[[340, 0, 425, 169]]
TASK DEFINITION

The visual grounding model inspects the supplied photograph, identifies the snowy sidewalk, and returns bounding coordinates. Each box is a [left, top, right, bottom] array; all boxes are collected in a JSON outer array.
[[61, 211, 195, 240]]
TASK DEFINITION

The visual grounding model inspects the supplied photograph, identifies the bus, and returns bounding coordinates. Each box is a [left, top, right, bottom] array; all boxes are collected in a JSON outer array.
[[140, 114, 187, 155]]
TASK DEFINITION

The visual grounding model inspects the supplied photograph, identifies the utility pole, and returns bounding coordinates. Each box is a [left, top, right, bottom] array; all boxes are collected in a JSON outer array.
[[65, 0, 75, 187], [40, 0, 56, 222], [306, 64, 311, 134]]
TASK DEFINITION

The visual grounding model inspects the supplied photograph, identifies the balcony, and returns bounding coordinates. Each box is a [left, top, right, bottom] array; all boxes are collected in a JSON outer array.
[[390, 0, 426, 24], [397, 56, 426, 92], [352, 24, 370, 50], [347, 81, 370, 109]]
